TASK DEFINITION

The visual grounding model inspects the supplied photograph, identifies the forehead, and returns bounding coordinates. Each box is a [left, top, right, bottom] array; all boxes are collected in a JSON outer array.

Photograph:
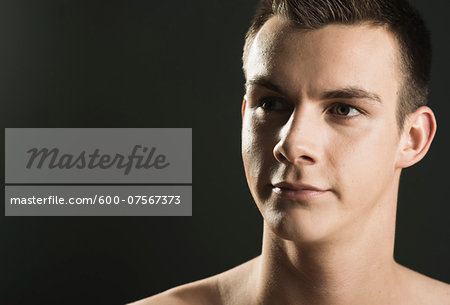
[[245, 16, 401, 101]]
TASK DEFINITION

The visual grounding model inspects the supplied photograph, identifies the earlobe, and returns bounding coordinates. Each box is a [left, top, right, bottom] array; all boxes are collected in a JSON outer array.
[[396, 106, 437, 168], [242, 96, 247, 119]]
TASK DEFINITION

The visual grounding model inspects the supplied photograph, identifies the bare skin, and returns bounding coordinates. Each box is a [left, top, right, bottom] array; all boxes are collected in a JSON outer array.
[[130, 18, 450, 305], [130, 256, 450, 305]]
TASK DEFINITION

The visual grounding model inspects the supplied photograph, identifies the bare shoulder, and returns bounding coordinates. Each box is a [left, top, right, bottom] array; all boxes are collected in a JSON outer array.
[[128, 257, 259, 305], [397, 264, 450, 305], [127, 276, 221, 305]]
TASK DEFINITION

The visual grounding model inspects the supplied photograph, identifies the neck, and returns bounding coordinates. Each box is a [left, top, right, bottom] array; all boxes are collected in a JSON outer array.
[[253, 195, 401, 305]]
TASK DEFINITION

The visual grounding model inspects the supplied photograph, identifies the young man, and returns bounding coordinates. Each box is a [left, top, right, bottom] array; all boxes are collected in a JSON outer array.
[[132, 0, 450, 304]]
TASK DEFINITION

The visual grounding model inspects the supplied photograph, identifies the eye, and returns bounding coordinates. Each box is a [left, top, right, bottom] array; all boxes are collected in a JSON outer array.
[[329, 103, 361, 117], [259, 97, 291, 112]]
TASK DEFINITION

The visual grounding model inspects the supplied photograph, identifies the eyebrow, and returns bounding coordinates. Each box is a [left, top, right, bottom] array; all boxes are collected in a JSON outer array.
[[245, 78, 284, 94], [321, 87, 382, 104], [246, 77, 382, 104]]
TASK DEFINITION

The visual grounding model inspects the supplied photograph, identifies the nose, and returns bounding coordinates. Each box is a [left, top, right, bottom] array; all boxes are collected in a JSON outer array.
[[273, 108, 318, 165]]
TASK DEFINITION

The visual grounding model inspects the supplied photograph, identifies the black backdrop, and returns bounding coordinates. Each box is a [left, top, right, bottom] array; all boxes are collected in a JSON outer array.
[[1, 1, 449, 304]]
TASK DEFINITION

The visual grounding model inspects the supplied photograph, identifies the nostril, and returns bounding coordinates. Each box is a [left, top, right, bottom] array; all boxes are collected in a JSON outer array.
[[273, 144, 316, 165], [273, 135, 317, 165], [300, 155, 314, 163], [274, 150, 288, 163]]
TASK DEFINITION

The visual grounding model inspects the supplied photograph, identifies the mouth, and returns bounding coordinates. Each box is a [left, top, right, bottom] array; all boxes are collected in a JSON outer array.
[[271, 182, 329, 201]]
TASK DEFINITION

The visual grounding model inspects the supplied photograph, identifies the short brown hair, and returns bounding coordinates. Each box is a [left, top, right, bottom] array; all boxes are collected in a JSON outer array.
[[243, 0, 432, 128]]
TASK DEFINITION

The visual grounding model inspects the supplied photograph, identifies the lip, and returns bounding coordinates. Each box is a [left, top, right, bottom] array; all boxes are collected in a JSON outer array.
[[272, 182, 329, 201]]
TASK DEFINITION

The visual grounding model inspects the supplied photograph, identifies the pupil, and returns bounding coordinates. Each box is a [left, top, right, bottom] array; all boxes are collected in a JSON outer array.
[[337, 105, 349, 115], [263, 101, 273, 110]]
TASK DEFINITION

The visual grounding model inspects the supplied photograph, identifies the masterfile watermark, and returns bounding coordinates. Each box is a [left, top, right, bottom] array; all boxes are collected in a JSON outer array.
[[26, 145, 170, 175], [5, 128, 192, 216], [5, 186, 192, 216], [5, 128, 192, 183]]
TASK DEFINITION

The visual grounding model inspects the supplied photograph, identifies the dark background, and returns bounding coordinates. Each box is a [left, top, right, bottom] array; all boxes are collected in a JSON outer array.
[[1, 1, 448, 304]]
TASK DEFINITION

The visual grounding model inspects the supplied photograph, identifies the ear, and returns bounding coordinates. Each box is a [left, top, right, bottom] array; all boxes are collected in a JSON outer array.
[[242, 96, 247, 119], [396, 106, 437, 168]]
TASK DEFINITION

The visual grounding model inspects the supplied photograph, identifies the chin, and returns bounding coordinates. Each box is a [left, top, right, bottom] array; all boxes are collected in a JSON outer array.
[[262, 204, 340, 244]]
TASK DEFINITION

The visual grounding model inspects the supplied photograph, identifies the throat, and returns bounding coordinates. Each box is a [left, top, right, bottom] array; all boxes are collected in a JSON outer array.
[[253, 226, 399, 305]]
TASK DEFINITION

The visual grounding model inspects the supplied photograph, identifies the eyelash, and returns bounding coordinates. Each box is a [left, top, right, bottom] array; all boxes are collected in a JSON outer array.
[[257, 98, 363, 119], [258, 97, 291, 112], [328, 103, 363, 119]]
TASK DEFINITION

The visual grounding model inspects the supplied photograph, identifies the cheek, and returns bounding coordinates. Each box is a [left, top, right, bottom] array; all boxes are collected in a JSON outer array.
[[242, 115, 272, 166], [329, 125, 399, 204], [242, 116, 278, 198], [242, 118, 261, 186]]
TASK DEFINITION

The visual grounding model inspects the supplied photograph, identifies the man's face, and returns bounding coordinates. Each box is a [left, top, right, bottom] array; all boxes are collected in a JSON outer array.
[[242, 17, 404, 243]]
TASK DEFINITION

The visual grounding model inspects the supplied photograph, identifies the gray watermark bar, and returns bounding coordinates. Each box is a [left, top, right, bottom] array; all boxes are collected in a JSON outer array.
[[5, 128, 192, 183], [5, 185, 192, 216]]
